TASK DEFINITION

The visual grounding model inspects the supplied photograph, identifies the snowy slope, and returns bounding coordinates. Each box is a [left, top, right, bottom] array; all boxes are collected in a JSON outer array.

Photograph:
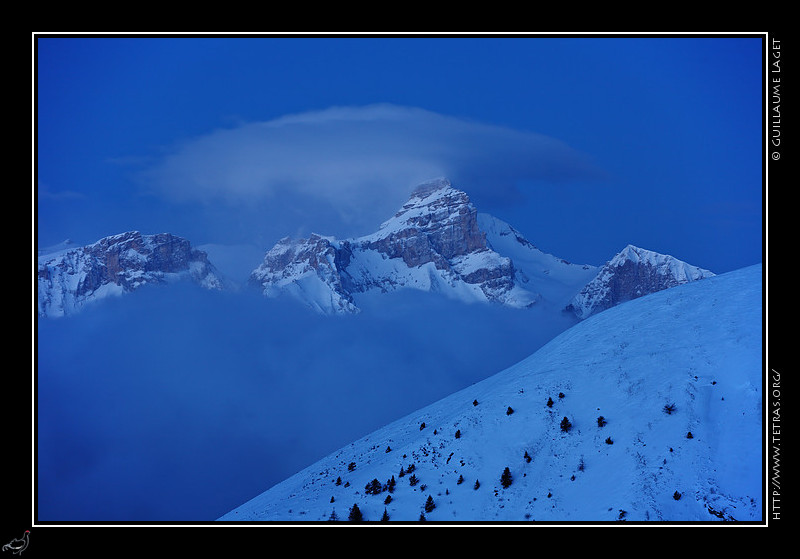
[[478, 213, 598, 309], [219, 264, 762, 523]]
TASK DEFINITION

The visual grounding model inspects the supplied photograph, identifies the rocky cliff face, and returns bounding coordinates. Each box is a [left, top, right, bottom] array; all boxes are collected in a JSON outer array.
[[37, 231, 224, 317], [249, 234, 359, 315], [565, 244, 715, 320]]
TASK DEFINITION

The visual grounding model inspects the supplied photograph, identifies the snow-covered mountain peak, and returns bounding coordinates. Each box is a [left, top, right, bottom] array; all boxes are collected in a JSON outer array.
[[375, 177, 474, 239], [566, 244, 715, 320], [409, 176, 452, 198], [37, 231, 225, 318], [251, 179, 551, 313]]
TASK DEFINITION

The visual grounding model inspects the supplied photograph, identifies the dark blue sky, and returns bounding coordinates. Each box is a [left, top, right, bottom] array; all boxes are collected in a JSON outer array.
[[36, 34, 763, 275]]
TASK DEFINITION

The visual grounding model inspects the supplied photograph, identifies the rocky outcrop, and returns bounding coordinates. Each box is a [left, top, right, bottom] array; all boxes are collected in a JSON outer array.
[[249, 234, 358, 315], [37, 231, 224, 317], [565, 244, 715, 319], [365, 179, 488, 267]]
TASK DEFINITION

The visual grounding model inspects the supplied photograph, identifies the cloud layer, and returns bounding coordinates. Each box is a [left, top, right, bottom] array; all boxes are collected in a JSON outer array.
[[143, 104, 604, 236]]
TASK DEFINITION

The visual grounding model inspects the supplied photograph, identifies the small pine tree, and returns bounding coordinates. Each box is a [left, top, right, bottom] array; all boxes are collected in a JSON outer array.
[[663, 403, 677, 415], [605, 437, 614, 445], [474, 479, 481, 490], [329, 509, 338, 521], [409, 473, 419, 486], [524, 451, 532, 463], [673, 490, 682, 500], [560, 416, 572, 432], [457, 474, 464, 485], [455, 429, 461, 439], [419, 513, 426, 521], [365, 478, 382, 495], [348, 503, 363, 521], [386, 475, 396, 493], [473, 399, 479, 406], [686, 431, 694, 439], [424, 495, 435, 513], [398, 465, 405, 477], [419, 422, 426, 430], [348, 462, 356, 472], [506, 406, 514, 415], [335, 476, 342, 486], [500, 467, 513, 489], [381, 508, 390, 521], [384, 494, 392, 505], [597, 416, 607, 427], [546, 397, 554, 408]]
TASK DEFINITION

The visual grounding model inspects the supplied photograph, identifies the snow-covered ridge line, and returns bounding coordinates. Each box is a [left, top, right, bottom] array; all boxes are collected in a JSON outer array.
[[219, 264, 762, 523]]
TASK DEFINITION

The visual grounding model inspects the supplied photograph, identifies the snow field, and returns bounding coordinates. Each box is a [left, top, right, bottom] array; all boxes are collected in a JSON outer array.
[[219, 264, 762, 523]]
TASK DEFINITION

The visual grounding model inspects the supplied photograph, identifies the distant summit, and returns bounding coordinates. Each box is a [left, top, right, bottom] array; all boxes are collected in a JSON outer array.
[[37, 231, 224, 317], [565, 244, 715, 319]]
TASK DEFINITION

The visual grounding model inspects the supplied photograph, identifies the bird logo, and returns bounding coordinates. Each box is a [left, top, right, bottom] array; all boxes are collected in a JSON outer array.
[[2, 531, 29, 555]]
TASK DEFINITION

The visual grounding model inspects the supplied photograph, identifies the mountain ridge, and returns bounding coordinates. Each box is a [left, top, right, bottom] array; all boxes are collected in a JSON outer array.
[[218, 263, 762, 523], [250, 178, 714, 319], [36, 179, 715, 320]]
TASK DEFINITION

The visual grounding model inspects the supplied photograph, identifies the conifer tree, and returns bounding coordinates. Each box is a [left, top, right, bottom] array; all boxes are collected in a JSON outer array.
[[365, 478, 382, 495], [424, 495, 436, 513], [348, 503, 363, 521], [501, 467, 513, 488]]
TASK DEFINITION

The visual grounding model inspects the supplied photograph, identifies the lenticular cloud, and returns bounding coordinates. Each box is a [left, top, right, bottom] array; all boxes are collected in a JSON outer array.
[[144, 104, 604, 217]]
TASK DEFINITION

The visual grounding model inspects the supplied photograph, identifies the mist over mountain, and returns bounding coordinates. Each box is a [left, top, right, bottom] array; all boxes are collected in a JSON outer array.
[[37, 271, 577, 521], [36, 178, 753, 523]]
